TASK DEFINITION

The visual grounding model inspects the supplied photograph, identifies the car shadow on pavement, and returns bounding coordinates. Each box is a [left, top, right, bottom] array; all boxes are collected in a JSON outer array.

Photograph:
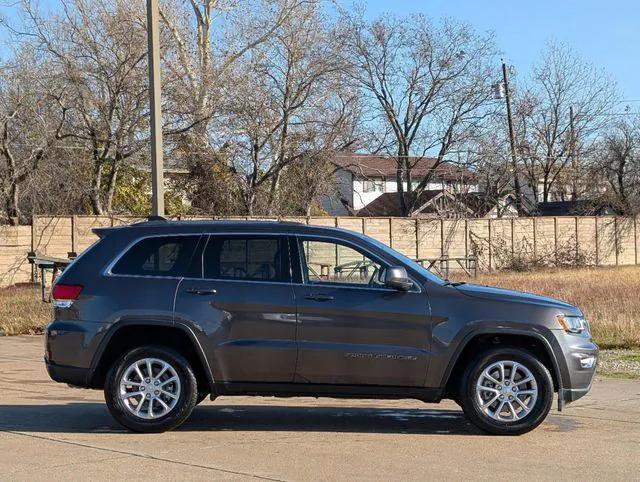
[[186, 405, 483, 435], [0, 403, 482, 435]]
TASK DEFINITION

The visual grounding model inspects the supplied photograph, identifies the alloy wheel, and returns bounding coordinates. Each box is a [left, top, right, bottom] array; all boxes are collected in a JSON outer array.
[[475, 360, 538, 422], [119, 357, 181, 420]]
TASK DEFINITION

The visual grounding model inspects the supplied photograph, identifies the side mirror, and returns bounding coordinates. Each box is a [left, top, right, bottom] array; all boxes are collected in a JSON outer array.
[[384, 266, 413, 291]]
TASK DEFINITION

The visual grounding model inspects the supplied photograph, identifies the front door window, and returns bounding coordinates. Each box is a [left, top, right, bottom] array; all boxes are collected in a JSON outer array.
[[300, 239, 385, 288]]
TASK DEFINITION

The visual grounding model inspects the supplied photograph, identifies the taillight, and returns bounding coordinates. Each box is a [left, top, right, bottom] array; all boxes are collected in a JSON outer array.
[[51, 284, 83, 308]]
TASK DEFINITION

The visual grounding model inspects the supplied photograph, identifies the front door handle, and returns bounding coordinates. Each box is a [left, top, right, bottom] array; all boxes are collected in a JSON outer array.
[[304, 293, 334, 302], [186, 288, 217, 296]]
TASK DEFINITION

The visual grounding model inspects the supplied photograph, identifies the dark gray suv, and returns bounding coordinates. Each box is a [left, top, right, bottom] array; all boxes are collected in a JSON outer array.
[[45, 218, 598, 434]]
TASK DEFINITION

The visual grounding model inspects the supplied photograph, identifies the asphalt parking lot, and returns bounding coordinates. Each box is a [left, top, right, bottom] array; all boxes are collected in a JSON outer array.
[[1, 336, 639, 481]]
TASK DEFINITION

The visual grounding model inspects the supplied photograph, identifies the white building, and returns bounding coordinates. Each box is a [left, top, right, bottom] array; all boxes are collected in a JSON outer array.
[[322, 153, 480, 215]]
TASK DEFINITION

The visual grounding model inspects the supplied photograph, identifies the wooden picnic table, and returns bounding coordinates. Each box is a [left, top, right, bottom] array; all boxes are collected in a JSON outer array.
[[26, 252, 75, 302], [416, 255, 478, 279]]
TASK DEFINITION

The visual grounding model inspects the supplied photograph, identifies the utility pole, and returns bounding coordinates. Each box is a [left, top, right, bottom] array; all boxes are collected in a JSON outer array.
[[147, 0, 165, 216], [501, 60, 523, 214], [569, 106, 577, 201]]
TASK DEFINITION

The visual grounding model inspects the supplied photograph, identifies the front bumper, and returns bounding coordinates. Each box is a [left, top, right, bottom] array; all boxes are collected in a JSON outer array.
[[552, 330, 599, 410], [558, 386, 592, 407]]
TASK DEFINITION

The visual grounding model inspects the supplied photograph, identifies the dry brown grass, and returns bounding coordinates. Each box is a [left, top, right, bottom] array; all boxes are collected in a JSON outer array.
[[0, 284, 52, 335], [471, 266, 640, 349]]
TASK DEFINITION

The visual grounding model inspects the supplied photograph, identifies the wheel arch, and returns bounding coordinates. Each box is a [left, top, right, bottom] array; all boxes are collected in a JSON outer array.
[[441, 329, 563, 398], [88, 320, 215, 394]]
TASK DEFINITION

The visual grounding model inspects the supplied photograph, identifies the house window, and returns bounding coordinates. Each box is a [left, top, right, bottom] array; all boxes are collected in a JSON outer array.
[[362, 177, 384, 193]]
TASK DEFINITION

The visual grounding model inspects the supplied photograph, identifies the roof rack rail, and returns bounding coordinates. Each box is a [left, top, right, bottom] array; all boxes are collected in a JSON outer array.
[[131, 215, 168, 226]]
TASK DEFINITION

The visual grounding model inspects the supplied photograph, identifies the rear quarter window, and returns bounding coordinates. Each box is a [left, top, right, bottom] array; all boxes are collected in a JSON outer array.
[[111, 235, 200, 277]]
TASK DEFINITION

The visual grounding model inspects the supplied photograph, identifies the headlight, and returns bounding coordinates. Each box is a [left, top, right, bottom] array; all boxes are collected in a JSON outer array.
[[557, 315, 590, 334]]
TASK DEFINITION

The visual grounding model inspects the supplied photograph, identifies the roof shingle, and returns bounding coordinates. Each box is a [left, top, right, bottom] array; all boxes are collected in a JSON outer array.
[[332, 153, 475, 181]]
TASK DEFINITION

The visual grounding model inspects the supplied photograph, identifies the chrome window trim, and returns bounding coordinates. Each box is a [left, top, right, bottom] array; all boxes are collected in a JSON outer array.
[[293, 234, 423, 294], [201, 233, 291, 284], [104, 233, 203, 278], [103, 231, 423, 294]]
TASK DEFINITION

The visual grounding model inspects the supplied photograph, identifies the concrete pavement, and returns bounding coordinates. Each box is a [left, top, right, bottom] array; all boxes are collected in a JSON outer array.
[[1, 336, 639, 481]]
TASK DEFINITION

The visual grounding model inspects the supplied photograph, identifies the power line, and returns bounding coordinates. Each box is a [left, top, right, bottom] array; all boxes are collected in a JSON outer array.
[[593, 112, 640, 117]]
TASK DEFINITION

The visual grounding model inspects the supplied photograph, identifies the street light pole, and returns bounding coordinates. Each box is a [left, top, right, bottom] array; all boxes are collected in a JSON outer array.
[[501, 60, 522, 215], [147, 0, 165, 217]]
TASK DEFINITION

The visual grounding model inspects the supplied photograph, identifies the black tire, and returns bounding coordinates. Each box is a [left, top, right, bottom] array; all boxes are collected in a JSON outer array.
[[196, 391, 209, 405], [459, 347, 553, 435], [105, 345, 198, 433]]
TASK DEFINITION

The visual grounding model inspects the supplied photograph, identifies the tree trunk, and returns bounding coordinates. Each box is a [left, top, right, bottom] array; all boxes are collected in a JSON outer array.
[[105, 159, 121, 214], [396, 147, 408, 216], [89, 161, 104, 215], [266, 172, 281, 215], [617, 161, 626, 208], [5, 180, 20, 225], [542, 175, 550, 203], [246, 191, 255, 216]]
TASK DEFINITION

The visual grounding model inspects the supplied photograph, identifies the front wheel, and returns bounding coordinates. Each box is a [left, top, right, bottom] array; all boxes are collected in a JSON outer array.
[[104, 345, 198, 433], [196, 391, 209, 405], [459, 348, 554, 435]]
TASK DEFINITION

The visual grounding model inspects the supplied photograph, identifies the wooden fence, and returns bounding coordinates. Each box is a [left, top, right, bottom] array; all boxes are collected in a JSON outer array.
[[0, 225, 33, 288], [0, 214, 638, 287]]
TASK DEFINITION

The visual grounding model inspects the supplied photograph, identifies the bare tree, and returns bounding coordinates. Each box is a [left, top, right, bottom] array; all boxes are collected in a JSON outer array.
[[468, 129, 517, 216], [341, 13, 498, 215], [22, 0, 149, 215], [598, 115, 640, 213], [513, 43, 617, 203], [219, 3, 359, 215], [0, 49, 68, 224], [158, 0, 311, 152]]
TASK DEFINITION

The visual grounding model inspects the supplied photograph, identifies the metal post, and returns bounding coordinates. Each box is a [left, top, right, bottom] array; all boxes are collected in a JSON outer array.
[[569, 106, 577, 201], [502, 61, 522, 215], [147, 0, 165, 216]]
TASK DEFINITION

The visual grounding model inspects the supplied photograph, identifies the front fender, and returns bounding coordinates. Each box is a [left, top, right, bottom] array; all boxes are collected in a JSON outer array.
[[428, 322, 567, 392]]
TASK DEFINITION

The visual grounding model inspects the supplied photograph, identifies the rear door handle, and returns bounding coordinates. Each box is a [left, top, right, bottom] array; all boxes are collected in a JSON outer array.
[[304, 293, 334, 302], [186, 288, 217, 296]]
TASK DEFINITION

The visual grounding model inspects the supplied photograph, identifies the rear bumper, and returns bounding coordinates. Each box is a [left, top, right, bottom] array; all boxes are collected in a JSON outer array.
[[45, 359, 90, 387], [45, 320, 106, 387]]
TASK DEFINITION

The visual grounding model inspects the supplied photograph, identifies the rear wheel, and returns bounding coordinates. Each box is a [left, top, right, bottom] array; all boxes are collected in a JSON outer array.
[[459, 348, 553, 435], [105, 345, 198, 433]]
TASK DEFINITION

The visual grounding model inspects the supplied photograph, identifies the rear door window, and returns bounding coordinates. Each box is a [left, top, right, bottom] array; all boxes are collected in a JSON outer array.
[[111, 235, 201, 277], [203, 236, 290, 282]]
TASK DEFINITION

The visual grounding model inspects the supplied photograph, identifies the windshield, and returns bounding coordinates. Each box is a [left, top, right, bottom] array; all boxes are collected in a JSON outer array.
[[354, 232, 446, 285]]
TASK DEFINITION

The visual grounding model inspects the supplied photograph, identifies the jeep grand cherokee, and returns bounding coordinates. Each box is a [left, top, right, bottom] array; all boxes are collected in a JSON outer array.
[[45, 218, 598, 434]]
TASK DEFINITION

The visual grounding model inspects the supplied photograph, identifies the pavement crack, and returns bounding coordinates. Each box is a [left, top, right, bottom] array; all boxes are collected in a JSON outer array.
[[7, 454, 128, 475], [1, 430, 286, 481]]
